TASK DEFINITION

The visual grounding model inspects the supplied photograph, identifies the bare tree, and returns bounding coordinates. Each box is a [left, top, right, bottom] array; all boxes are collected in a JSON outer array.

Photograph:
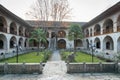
[[26, 0, 71, 49]]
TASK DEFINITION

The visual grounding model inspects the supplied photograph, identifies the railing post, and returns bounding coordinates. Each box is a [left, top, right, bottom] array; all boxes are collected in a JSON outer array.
[[99, 62, 102, 72], [4, 62, 8, 74], [83, 62, 86, 73]]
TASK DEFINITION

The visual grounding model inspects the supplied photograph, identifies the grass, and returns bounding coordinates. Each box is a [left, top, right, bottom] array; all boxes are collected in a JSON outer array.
[[61, 51, 104, 62], [0, 50, 52, 63]]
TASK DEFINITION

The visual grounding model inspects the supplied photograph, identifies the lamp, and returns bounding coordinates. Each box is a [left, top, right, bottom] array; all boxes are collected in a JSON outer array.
[[89, 43, 96, 63], [14, 43, 19, 63]]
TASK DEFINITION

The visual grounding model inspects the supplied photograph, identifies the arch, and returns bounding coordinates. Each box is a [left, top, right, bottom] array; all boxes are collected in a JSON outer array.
[[25, 29, 29, 37], [94, 24, 101, 36], [86, 39, 89, 49], [51, 32, 56, 38], [103, 19, 113, 34], [74, 39, 83, 47], [86, 29, 89, 37], [10, 36, 17, 48], [19, 38, 23, 48], [117, 15, 120, 31], [58, 39, 66, 49], [19, 26, 23, 36], [94, 37, 101, 49], [10, 22, 17, 35], [0, 34, 7, 49], [24, 39, 28, 47], [103, 36, 114, 50], [0, 16, 7, 33], [58, 30, 66, 38]]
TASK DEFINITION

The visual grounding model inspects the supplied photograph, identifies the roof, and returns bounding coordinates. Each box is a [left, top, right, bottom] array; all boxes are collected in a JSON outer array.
[[26, 20, 86, 28], [82, 1, 120, 29], [0, 4, 32, 28]]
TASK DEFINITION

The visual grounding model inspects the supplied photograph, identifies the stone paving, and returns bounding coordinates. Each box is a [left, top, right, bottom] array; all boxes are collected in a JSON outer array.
[[0, 50, 120, 80]]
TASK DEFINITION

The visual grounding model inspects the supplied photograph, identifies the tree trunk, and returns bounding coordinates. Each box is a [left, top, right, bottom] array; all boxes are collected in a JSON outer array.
[[37, 41, 40, 56]]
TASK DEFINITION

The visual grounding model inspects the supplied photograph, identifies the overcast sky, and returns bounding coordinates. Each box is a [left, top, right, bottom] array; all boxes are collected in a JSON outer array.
[[0, 0, 119, 22]]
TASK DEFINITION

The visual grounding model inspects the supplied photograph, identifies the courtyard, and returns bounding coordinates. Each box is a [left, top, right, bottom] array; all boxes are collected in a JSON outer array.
[[0, 51, 120, 80]]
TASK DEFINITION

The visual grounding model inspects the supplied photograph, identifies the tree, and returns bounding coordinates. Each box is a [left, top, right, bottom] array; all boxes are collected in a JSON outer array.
[[26, 0, 71, 50], [68, 24, 83, 53], [30, 28, 47, 55]]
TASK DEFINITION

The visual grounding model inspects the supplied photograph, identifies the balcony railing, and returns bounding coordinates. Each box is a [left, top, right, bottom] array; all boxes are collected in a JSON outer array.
[[103, 28, 113, 34], [0, 27, 7, 33], [10, 31, 17, 35], [117, 26, 120, 32], [94, 31, 100, 36], [86, 34, 89, 37]]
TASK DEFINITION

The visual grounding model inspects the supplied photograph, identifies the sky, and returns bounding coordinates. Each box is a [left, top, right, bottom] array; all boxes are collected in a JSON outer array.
[[0, 0, 120, 22]]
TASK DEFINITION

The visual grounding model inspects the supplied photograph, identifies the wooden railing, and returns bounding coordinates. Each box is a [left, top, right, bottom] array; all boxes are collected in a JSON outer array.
[[117, 26, 120, 32], [103, 28, 113, 34], [94, 32, 100, 36], [0, 27, 7, 33]]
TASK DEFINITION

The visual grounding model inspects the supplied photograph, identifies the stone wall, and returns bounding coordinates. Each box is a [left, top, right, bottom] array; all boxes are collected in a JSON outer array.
[[0, 63, 43, 74], [67, 62, 119, 73]]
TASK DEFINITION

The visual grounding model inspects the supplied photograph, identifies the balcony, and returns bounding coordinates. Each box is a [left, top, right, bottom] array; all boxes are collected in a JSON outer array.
[[10, 31, 17, 35], [117, 26, 120, 32], [86, 34, 89, 37], [0, 27, 7, 33], [103, 28, 113, 34], [94, 32, 100, 36]]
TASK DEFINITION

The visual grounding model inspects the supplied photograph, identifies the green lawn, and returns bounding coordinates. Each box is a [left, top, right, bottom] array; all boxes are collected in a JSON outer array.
[[61, 51, 104, 62], [0, 52, 44, 63]]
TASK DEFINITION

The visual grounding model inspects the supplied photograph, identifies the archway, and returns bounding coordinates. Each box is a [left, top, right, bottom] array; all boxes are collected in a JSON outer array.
[[94, 24, 101, 36], [94, 37, 101, 49], [10, 22, 17, 35], [58, 39, 66, 49], [24, 39, 28, 47], [19, 26, 23, 36], [19, 38, 23, 49], [103, 36, 114, 50], [0, 16, 7, 33], [74, 39, 83, 47], [51, 32, 56, 38], [25, 29, 29, 37], [10, 36, 17, 48], [0, 34, 7, 49], [86, 29, 89, 37], [103, 19, 113, 34], [86, 39, 89, 49], [58, 30, 66, 38]]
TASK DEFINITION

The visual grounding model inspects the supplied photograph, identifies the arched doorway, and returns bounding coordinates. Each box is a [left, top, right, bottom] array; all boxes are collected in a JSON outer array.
[[0, 34, 7, 49], [74, 39, 83, 48], [103, 19, 113, 34], [94, 24, 101, 36], [103, 36, 114, 50], [41, 40, 49, 49], [86, 29, 89, 37], [51, 32, 56, 38], [58, 39, 66, 49], [10, 22, 17, 35], [86, 39, 89, 49], [94, 37, 101, 49], [19, 38, 23, 49], [0, 16, 7, 33], [10, 36, 17, 48], [19, 26, 23, 36]]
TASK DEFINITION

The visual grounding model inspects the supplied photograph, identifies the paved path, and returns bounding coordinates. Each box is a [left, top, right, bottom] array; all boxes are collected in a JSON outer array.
[[50, 50, 61, 61], [1, 50, 120, 80]]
